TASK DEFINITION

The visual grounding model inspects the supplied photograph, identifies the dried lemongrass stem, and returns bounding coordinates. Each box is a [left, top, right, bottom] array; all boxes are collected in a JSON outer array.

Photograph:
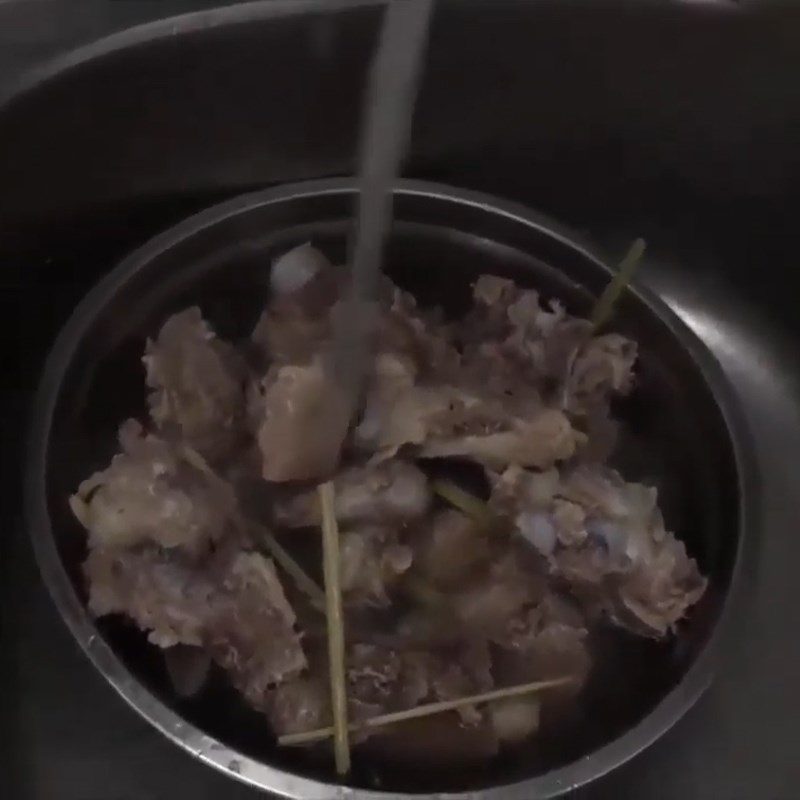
[[254, 525, 326, 612], [279, 675, 573, 747], [432, 479, 495, 528], [180, 444, 325, 610], [590, 237, 646, 331], [319, 481, 350, 774]]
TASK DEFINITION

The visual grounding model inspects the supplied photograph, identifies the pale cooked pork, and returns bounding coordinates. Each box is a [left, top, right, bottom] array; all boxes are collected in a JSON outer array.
[[85, 546, 306, 694], [491, 464, 707, 637], [69, 420, 237, 552], [144, 308, 246, 461]]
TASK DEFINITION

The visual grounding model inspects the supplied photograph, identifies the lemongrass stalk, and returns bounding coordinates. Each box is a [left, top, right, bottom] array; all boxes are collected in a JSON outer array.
[[590, 238, 646, 331], [319, 481, 350, 774], [255, 526, 325, 612], [279, 675, 573, 746], [431, 479, 495, 527]]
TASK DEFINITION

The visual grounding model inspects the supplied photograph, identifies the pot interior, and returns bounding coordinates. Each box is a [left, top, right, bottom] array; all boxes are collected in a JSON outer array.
[[42, 185, 740, 794]]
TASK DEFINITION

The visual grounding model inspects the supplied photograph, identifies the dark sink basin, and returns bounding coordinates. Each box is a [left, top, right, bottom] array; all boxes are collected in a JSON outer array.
[[4, 2, 799, 799]]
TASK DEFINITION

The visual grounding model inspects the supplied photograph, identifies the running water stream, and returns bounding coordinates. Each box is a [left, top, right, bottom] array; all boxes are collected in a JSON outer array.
[[331, 0, 434, 408]]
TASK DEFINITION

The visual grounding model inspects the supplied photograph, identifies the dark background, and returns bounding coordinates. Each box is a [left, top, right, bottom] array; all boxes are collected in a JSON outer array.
[[2, 1, 799, 798]]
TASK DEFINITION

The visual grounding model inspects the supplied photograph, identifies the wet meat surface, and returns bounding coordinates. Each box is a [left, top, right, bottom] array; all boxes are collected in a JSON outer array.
[[69, 243, 706, 762]]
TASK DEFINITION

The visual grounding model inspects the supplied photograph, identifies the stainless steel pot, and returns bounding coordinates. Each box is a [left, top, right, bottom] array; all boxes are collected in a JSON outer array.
[[25, 179, 752, 798]]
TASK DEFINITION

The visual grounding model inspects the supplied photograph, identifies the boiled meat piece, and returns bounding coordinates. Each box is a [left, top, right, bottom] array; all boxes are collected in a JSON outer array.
[[356, 360, 583, 469], [85, 546, 306, 698], [255, 357, 351, 482], [354, 362, 454, 460], [462, 275, 637, 416], [251, 244, 343, 365], [352, 279, 588, 469], [264, 673, 332, 737], [345, 642, 493, 725], [143, 308, 246, 460], [69, 420, 237, 552], [493, 464, 707, 637], [563, 333, 637, 415], [491, 592, 591, 722], [451, 549, 547, 637], [339, 525, 413, 609], [412, 508, 491, 590], [265, 641, 494, 745], [273, 458, 431, 528], [248, 245, 351, 479], [419, 407, 583, 469], [378, 287, 460, 379]]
